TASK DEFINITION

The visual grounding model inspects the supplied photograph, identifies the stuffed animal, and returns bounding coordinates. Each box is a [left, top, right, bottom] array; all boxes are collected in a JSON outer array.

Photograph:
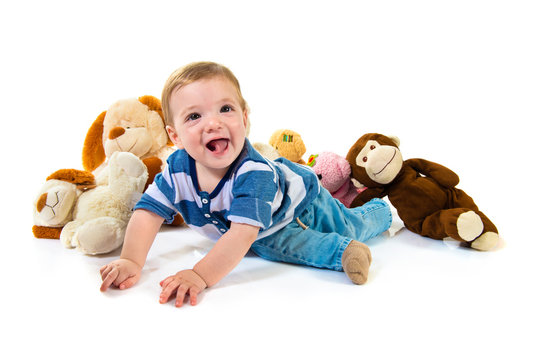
[[82, 95, 175, 186], [307, 152, 366, 207], [32, 169, 96, 240], [34, 152, 148, 255], [268, 129, 307, 164], [346, 133, 499, 251], [33, 95, 184, 246], [252, 142, 281, 161], [82, 95, 183, 226]]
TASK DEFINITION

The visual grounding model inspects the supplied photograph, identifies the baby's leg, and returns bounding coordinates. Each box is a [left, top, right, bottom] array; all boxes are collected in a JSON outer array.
[[251, 224, 372, 284], [251, 220, 353, 271], [306, 188, 392, 243]]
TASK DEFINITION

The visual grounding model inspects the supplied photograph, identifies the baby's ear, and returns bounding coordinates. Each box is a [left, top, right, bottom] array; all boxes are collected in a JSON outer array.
[[243, 109, 249, 134], [166, 126, 184, 149]]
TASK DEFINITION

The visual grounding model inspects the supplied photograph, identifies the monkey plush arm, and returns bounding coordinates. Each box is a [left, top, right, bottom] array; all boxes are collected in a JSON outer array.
[[350, 187, 386, 207], [405, 158, 459, 188]]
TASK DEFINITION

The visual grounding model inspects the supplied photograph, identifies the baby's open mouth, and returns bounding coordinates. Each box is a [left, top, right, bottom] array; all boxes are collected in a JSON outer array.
[[206, 138, 229, 153]]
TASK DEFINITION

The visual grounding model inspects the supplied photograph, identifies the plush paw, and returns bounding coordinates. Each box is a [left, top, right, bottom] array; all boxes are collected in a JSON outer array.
[[471, 232, 499, 251], [73, 217, 126, 255], [112, 151, 147, 178], [59, 221, 79, 248], [457, 211, 484, 241]]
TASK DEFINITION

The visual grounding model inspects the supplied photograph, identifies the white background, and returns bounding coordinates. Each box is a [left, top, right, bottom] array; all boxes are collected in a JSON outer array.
[[2, 1, 535, 359]]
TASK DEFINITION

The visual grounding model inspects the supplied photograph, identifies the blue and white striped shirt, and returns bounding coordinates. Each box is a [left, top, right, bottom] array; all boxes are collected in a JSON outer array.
[[135, 139, 320, 241]]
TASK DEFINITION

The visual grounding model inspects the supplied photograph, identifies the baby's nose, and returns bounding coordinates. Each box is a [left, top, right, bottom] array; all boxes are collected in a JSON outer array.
[[109, 127, 125, 140], [205, 116, 223, 130]]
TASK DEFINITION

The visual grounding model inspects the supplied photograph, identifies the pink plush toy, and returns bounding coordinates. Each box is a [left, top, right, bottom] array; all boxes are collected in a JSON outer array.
[[308, 152, 366, 207]]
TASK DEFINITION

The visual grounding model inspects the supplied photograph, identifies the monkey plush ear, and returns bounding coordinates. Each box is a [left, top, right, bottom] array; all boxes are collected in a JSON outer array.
[[389, 135, 400, 147]]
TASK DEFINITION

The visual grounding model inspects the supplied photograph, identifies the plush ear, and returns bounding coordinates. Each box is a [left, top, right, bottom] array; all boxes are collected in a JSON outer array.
[[47, 169, 95, 185], [142, 157, 163, 190], [389, 135, 400, 147], [82, 111, 106, 172], [32, 225, 62, 239], [335, 155, 351, 178], [268, 129, 284, 148], [138, 95, 174, 146], [138, 95, 163, 120]]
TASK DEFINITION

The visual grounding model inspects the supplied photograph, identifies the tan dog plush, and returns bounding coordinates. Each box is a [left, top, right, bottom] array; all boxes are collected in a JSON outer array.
[[33, 152, 148, 254], [83, 95, 175, 186], [267, 129, 307, 164], [33, 169, 96, 240], [81, 95, 183, 226], [33, 95, 184, 250]]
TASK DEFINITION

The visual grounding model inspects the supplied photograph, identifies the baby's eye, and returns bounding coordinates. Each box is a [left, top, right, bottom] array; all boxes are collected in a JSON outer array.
[[220, 105, 233, 113], [187, 113, 201, 121]]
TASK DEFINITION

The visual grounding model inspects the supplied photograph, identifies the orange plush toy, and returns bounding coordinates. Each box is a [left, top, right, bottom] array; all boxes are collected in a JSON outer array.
[[32, 169, 96, 240], [81, 95, 183, 226], [83, 95, 175, 187], [33, 95, 184, 244], [346, 133, 499, 251], [33, 152, 149, 255], [268, 129, 307, 164]]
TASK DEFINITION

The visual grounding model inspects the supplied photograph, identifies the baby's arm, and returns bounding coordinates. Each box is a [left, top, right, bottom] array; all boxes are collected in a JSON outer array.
[[159, 222, 259, 306], [100, 209, 164, 291]]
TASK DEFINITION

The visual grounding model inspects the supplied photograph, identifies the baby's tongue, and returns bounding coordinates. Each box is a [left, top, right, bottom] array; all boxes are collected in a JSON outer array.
[[207, 139, 229, 154]]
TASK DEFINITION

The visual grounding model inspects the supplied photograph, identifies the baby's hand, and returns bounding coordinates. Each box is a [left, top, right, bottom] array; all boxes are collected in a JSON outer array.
[[159, 269, 207, 307], [100, 259, 142, 292]]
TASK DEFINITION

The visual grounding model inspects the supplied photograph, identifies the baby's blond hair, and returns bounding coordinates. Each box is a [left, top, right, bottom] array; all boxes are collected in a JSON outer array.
[[161, 61, 247, 127]]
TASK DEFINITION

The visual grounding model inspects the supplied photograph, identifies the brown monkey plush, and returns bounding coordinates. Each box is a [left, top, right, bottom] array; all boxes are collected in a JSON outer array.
[[346, 133, 499, 250]]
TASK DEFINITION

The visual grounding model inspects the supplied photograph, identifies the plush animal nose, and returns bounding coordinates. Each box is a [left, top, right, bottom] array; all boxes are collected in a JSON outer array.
[[109, 127, 126, 140]]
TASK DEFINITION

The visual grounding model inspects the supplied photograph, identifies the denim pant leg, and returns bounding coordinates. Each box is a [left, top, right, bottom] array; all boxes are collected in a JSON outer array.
[[305, 189, 392, 244], [250, 187, 392, 271], [251, 219, 352, 271]]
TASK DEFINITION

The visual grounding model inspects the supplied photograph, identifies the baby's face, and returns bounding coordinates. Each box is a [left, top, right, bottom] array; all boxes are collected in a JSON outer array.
[[166, 76, 248, 176]]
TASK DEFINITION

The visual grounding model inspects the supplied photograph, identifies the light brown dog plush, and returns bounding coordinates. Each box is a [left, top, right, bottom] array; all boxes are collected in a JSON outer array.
[[33, 169, 96, 240], [82, 95, 175, 186], [33, 95, 184, 244], [346, 133, 499, 250], [33, 152, 149, 254], [268, 129, 307, 164], [82, 95, 183, 227]]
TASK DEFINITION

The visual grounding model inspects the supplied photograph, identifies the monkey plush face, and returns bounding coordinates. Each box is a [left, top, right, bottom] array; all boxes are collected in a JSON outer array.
[[347, 133, 403, 187]]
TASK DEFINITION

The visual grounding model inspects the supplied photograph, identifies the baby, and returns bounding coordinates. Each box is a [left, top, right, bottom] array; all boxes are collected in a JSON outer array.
[[100, 61, 392, 307]]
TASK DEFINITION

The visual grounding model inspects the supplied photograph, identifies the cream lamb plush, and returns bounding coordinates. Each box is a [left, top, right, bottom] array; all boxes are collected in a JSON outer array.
[[33, 152, 148, 255]]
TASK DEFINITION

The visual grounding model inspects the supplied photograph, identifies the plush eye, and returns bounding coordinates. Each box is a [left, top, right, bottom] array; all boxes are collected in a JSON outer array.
[[363, 157, 368, 162], [370, 145, 376, 150]]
